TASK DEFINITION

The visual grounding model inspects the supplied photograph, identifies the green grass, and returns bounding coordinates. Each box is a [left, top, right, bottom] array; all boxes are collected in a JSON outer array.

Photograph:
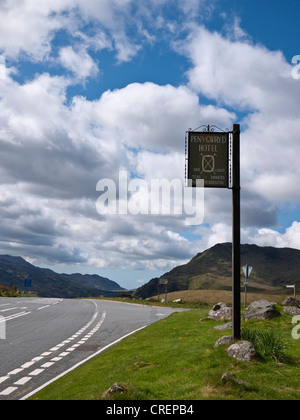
[[31, 307, 300, 400]]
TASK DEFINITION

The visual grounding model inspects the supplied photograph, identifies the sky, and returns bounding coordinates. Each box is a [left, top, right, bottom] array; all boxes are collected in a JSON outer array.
[[1, 0, 300, 290]]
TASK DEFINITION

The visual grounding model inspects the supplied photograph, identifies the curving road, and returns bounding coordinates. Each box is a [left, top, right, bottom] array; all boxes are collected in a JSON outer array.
[[0, 297, 182, 400]]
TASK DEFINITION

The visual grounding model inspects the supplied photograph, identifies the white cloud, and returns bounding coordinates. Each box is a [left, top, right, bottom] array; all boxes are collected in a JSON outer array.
[[178, 26, 298, 114], [58, 46, 99, 80]]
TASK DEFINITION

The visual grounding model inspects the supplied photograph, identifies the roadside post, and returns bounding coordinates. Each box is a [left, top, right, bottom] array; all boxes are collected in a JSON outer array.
[[24, 275, 32, 293], [242, 264, 253, 309], [186, 123, 241, 339], [158, 279, 169, 302], [286, 284, 297, 299]]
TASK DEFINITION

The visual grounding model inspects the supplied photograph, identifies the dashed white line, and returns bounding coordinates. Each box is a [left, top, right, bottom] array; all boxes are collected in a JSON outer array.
[[0, 302, 106, 399], [29, 369, 45, 376], [21, 362, 35, 369], [0, 387, 18, 396], [7, 369, 23, 376], [14, 377, 32, 386], [41, 362, 54, 368]]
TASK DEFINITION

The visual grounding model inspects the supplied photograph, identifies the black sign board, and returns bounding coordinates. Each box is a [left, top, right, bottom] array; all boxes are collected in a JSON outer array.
[[187, 131, 229, 188]]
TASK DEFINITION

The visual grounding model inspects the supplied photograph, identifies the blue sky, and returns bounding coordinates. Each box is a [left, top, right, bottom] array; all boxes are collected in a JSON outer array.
[[0, 0, 300, 290]]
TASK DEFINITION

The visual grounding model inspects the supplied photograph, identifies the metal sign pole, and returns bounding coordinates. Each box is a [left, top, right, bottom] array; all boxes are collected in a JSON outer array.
[[232, 124, 241, 340]]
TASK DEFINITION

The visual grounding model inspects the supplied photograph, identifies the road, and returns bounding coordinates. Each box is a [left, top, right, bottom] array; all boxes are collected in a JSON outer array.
[[0, 297, 183, 400]]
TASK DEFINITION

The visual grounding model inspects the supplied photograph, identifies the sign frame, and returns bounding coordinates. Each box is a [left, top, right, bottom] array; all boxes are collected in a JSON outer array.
[[186, 128, 230, 189]]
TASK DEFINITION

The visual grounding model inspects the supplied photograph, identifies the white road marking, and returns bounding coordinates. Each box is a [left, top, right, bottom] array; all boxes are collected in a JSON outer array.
[[29, 369, 44, 376], [8, 368, 23, 376], [21, 323, 146, 401], [14, 377, 32, 386], [0, 311, 31, 323], [21, 362, 35, 369], [41, 362, 54, 368], [0, 387, 18, 396], [0, 303, 106, 399]]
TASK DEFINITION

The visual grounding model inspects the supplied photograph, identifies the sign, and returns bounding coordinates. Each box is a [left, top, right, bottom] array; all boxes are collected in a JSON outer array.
[[187, 131, 229, 188], [242, 265, 253, 279], [24, 276, 32, 288], [159, 279, 168, 285]]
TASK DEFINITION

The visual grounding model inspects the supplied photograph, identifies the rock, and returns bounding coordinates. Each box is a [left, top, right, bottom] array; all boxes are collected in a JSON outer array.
[[221, 372, 252, 388], [214, 322, 233, 331], [172, 299, 182, 303], [101, 382, 127, 399], [243, 300, 281, 321], [227, 341, 257, 362], [214, 335, 235, 348], [282, 297, 300, 307], [247, 299, 276, 311], [208, 303, 232, 321], [243, 306, 281, 321], [283, 306, 300, 316]]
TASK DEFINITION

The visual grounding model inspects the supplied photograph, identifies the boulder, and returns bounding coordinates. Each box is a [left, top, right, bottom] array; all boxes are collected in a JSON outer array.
[[283, 306, 300, 316], [208, 302, 232, 321], [243, 299, 281, 321], [247, 299, 276, 311], [282, 297, 300, 307], [214, 335, 234, 348], [243, 306, 281, 321], [227, 341, 257, 362], [221, 372, 252, 388], [101, 382, 127, 399], [214, 322, 233, 331]]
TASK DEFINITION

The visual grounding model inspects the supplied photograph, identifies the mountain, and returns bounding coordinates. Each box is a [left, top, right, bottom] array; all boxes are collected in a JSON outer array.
[[0, 255, 124, 298], [134, 243, 300, 299]]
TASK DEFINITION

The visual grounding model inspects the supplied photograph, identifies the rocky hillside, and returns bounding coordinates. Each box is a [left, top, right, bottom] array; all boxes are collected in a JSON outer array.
[[134, 243, 300, 299]]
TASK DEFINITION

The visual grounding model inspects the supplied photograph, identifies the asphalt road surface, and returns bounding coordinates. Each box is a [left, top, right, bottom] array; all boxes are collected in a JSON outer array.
[[0, 297, 183, 400]]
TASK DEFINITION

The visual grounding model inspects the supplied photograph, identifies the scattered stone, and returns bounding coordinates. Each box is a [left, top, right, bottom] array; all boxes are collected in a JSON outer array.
[[227, 341, 257, 362], [214, 335, 234, 348], [243, 306, 281, 321], [101, 382, 127, 399], [247, 299, 276, 311], [214, 322, 233, 331], [208, 302, 232, 321], [243, 300, 281, 321], [282, 297, 300, 307], [221, 372, 252, 388], [199, 317, 212, 322], [283, 306, 300, 316]]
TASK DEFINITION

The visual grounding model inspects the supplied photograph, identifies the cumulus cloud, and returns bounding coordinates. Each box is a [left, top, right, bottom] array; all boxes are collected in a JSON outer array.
[[58, 46, 99, 80]]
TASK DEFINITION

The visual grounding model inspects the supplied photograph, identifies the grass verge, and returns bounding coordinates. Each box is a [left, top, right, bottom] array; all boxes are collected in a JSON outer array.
[[30, 305, 300, 401]]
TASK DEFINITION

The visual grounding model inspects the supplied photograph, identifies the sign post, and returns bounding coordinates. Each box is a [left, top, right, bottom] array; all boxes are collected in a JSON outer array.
[[186, 123, 241, 340], [24, 275, 32, 293], [242, 264, 253, 309], [232, 124, 241, 339]]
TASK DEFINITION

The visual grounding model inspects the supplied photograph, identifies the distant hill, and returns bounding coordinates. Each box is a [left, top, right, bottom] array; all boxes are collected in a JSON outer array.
[[134, 243, 300, 299], [0, 255, 124, 298]]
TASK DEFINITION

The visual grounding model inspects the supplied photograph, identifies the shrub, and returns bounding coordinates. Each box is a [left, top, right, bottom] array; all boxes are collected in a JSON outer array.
[[241, 327, 290, 363]]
